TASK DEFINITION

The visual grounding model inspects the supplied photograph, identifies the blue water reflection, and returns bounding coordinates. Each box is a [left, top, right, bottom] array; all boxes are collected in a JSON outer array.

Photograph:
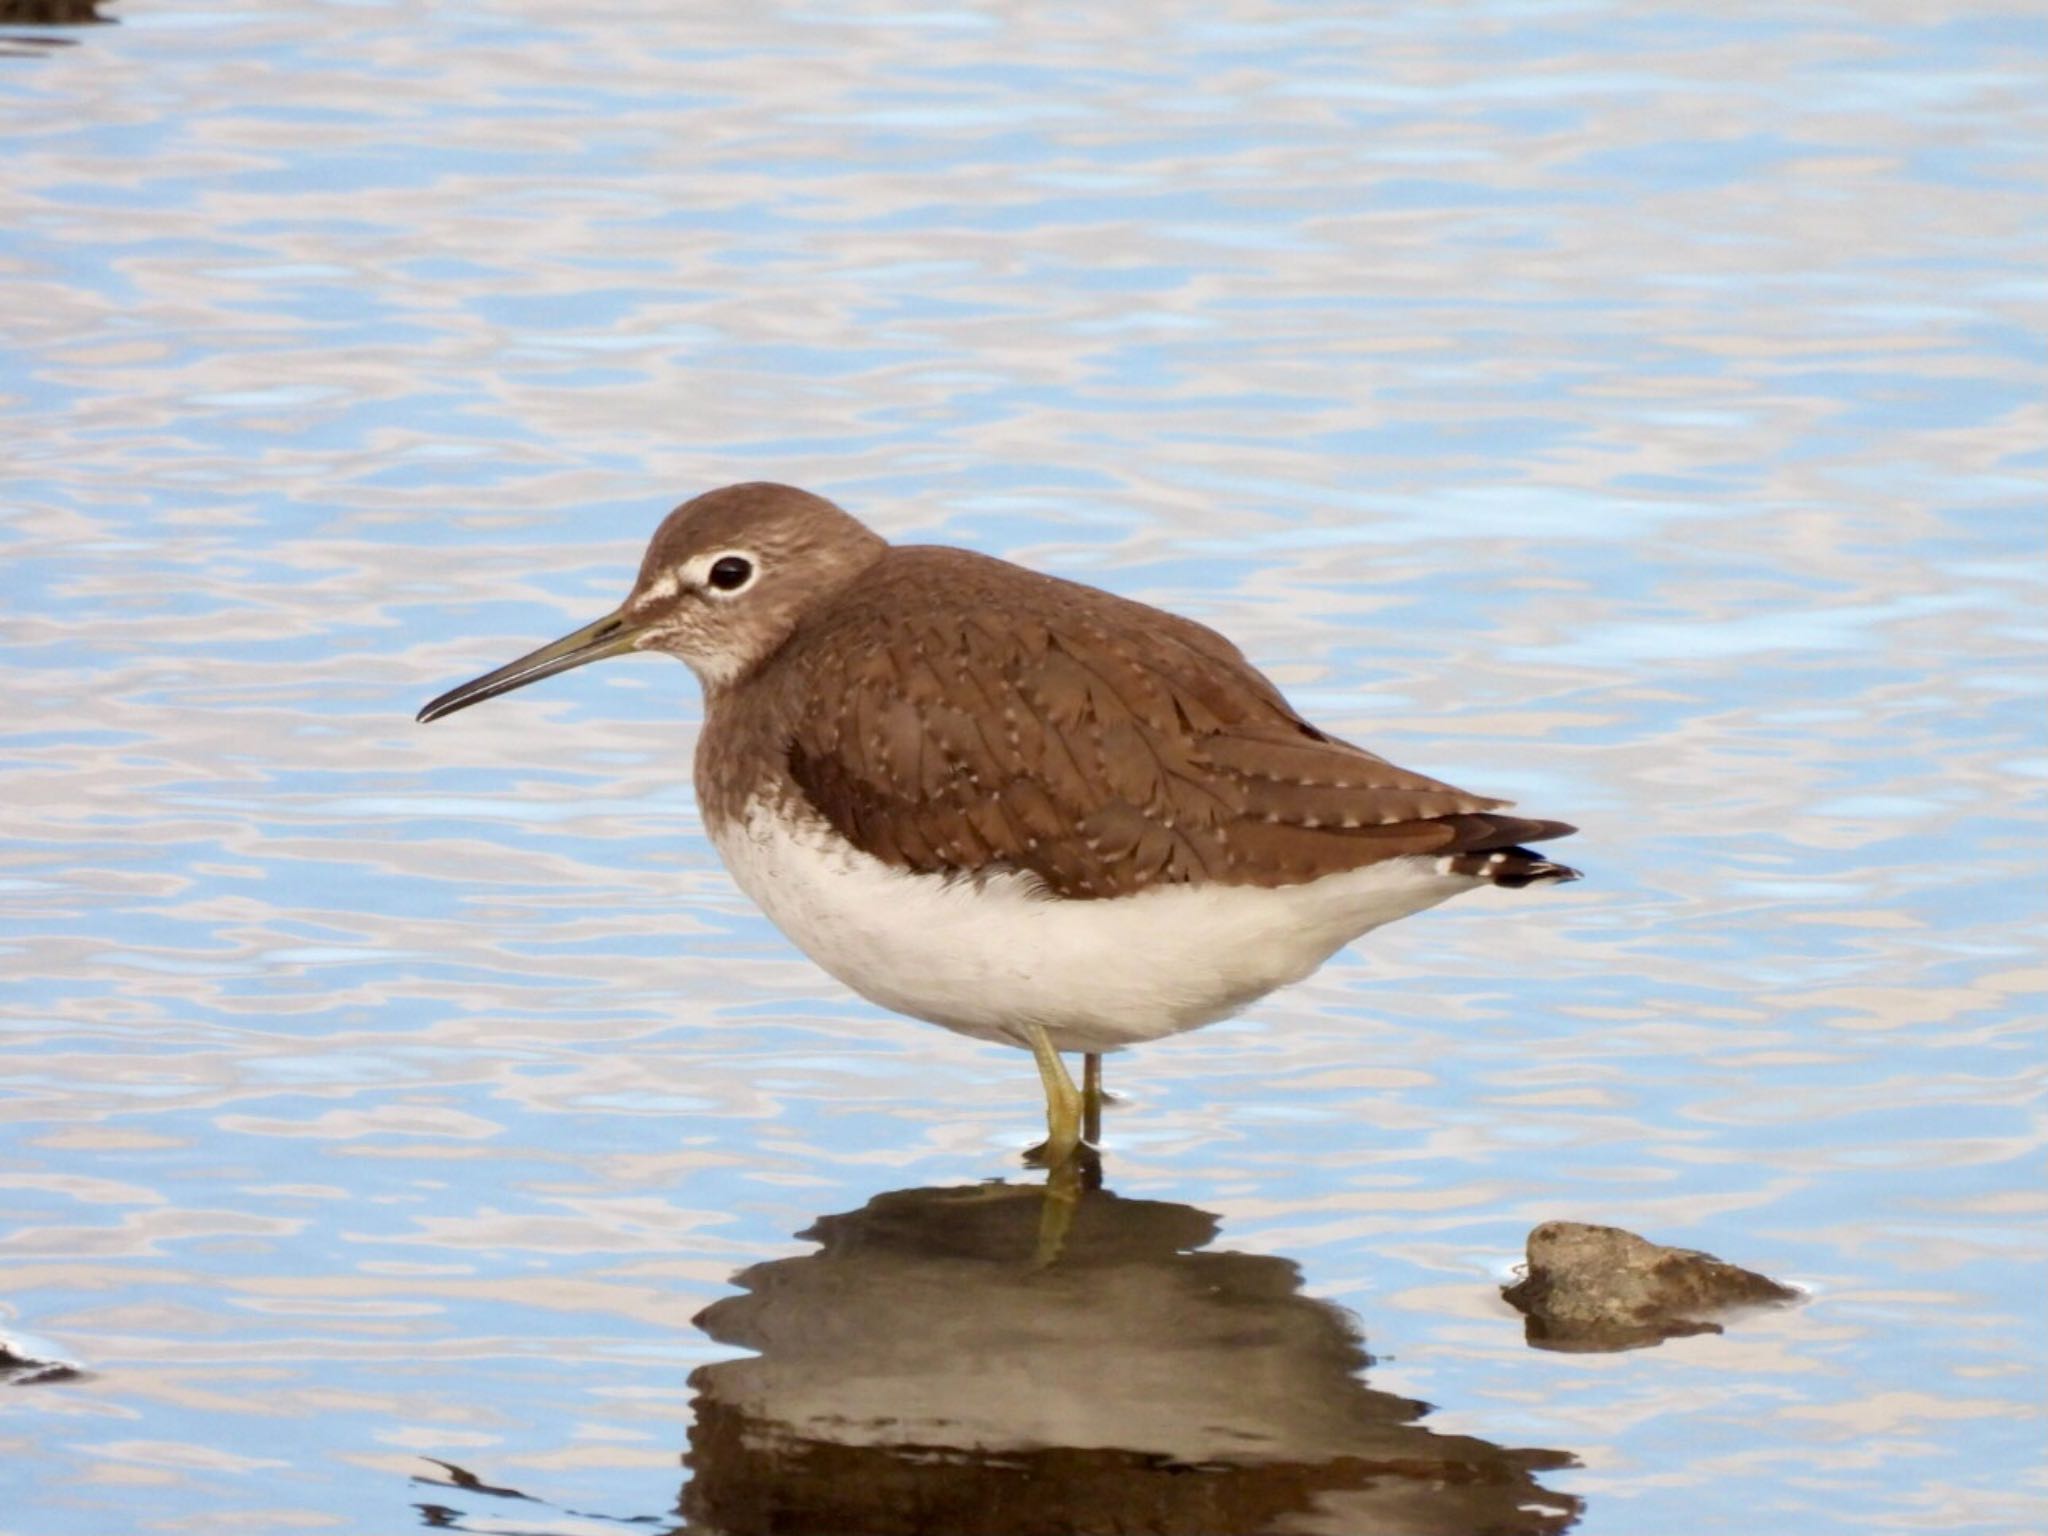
[[3, 2, 2043, 1534]]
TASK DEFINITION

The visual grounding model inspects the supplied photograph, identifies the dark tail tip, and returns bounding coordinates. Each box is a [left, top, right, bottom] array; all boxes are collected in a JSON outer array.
[[1498, 858, 1582, 889], [1446, 845, 1583, 888]]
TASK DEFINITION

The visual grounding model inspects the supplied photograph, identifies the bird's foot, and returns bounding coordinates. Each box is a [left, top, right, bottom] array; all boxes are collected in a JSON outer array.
[[1024, 1023, 1091, 1166], [1021, 1137, 1102, 1182], [1030, 1147, 1099, 1267]]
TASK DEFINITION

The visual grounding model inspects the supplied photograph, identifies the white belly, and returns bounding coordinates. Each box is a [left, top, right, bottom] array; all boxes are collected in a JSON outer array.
[[708, 802, 1478, 1054]]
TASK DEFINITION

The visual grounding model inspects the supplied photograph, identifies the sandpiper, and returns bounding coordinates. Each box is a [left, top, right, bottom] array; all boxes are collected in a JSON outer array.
[[419, 483, 1578, 1163]]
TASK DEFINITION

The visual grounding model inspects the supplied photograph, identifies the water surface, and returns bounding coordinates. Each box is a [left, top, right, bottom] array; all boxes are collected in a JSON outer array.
[[2, 3, 2043, 1533]]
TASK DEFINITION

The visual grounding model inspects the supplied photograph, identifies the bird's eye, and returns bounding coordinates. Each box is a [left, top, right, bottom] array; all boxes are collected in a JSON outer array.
[[706, 555, 754, 592]]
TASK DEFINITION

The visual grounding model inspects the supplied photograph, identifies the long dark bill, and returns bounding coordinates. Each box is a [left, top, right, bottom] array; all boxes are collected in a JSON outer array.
[[417, 612, 642, 723]]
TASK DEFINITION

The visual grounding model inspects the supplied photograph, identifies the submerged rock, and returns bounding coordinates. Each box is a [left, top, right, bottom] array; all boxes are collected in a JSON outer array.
[[1503, 1220, 1800, 1353], [1, 1340, 83, 1386]]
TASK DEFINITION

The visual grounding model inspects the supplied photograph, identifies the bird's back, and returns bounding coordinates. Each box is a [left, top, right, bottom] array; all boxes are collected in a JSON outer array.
[[703, 545, 1576, 900]]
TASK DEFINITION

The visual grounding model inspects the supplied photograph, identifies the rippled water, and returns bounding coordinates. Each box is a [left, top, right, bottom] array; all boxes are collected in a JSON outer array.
[[4, 3, 2043, 1533]]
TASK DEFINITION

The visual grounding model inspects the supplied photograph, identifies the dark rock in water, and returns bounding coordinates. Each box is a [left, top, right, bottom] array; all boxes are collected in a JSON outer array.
[[1502, 1221, 1801, 1353], [2, 1340, 83, 1386], [0, 1, 116, 26]]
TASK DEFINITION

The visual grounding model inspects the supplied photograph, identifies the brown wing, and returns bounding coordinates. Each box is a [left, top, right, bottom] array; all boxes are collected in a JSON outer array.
[[774, 547, 1570, 899]]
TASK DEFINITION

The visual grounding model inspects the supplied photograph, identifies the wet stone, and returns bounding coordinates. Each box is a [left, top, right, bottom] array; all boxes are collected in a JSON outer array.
[[2, 1340, 83, 1386], [1502, 1221, 1801, 1353]]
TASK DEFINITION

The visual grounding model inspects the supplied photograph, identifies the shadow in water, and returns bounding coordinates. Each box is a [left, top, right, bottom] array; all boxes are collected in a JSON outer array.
[[413, 1177, 1580, 1534], [682, 1179, 1580, 1536]]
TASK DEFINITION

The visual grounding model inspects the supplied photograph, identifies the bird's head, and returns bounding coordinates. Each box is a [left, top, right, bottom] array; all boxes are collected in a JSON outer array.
[[417, 482, 886, 723]]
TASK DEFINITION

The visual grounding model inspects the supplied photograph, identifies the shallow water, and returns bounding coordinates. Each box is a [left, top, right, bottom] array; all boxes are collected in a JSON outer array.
[[3, 3, 2043, 1532]]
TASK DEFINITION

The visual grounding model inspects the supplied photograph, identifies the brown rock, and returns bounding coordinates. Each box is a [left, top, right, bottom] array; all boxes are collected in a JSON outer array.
[[1502, 1221, 1801, 1353], [1, 1340, 83, 1386]]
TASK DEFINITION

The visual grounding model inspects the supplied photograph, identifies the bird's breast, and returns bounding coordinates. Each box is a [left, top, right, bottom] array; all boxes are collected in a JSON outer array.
[[701, 797, 1474, 1054]]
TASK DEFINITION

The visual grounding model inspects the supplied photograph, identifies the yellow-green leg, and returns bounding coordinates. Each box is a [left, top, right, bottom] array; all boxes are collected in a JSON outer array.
[[1025, 1023, 1084, 1165], [1082, 1052, 1103, 1145], [1032, 1151, 1084, 1269]]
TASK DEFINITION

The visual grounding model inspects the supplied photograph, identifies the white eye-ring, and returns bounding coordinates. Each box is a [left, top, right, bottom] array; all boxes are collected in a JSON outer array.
[[702, 551, 757, 596]]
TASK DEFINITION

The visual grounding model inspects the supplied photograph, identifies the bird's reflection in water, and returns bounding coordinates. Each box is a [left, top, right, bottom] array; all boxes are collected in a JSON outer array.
[[684, 1179, 1580, 1536]]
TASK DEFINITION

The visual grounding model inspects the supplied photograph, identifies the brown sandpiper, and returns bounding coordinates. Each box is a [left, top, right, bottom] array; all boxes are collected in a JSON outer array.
[[418, 483, 1579, 1164]]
